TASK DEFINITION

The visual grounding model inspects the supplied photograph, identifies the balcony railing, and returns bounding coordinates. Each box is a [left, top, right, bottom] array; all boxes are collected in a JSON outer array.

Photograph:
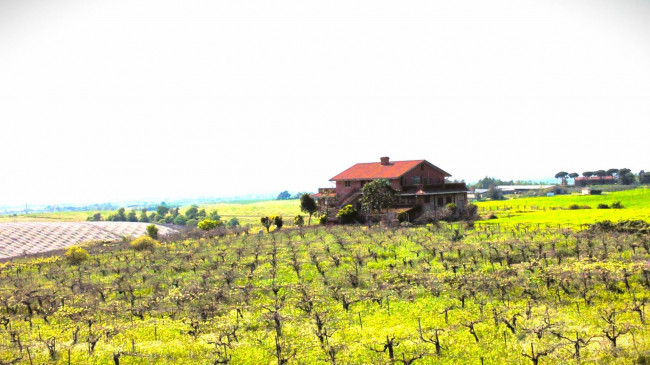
[[399, 182, 468, 194]]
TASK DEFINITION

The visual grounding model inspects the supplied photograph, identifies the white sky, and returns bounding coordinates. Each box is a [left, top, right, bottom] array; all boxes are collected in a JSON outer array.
[[1, 0, 649, 206]]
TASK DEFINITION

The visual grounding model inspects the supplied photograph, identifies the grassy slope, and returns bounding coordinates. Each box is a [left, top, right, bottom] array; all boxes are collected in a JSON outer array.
[[0, 211, 104, 223], [191, 199, 302, 226], [474, 188, 650, 227]]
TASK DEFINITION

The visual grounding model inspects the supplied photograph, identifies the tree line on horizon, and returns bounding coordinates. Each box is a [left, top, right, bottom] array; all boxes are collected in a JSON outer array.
[[276, 191, 308, 200], [555, 168, 650, 186], [87, 204, 240, 228]]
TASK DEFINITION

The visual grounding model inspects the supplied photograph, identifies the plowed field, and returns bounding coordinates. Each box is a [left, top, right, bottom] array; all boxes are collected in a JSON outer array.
[[0, 222, 173, 259]]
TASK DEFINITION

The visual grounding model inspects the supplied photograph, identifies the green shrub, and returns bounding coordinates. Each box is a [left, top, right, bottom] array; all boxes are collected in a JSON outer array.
[[209, 210, 221, 221], [487, 186, 504, 200], [197, 219, 221, 231], [259, 215, 283, 231], [273, 216, 284, 230], [186, 219, 198, 228], [185, 205, 199, 220], [319, 215, 328, 225], [337, 205, 357, 224], [397, 211, 409, 223], [567, 204, 591, 210], [261, 217, 272, 232], [139, 210, 150, 223], [611, 201, 624, 209], [65, 246, 89, 265], [590, 219, 650, 234], [127, 210, 138, 222], [227, 217, 240, 228], [460, 204, 480, 221], [294, 215, 304, 227], [173, 215, 187, 226], [87, 213, 102, 221], [130, 236, 158, 251], [446, 203, 458, 213], [597, 203, 610, 209], [146, 224, 158, 239]]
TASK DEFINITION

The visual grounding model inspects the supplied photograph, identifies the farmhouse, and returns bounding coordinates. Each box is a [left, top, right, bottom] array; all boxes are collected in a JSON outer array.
[[313, 157, 468, 219]]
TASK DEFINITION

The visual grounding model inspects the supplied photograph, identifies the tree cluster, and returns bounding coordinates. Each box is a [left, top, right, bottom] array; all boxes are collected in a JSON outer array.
[[557, 168, 646, 186], [276, 191, 306, 200], [471, 177, 515, 189], [276, 191, 291, 200], [88, 205, 226, 228]]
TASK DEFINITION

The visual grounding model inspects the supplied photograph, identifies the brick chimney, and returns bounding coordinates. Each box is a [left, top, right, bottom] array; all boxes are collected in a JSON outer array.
[[380, 156, 390, 165]]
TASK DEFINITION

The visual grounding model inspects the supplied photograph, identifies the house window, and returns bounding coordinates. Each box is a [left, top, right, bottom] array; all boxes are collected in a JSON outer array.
[[345, 181, 351, 187], [424, 196, 431, 203], [446, 196, 453, 204], [411, 176, 421, 184], [437, 197, 443, 206]]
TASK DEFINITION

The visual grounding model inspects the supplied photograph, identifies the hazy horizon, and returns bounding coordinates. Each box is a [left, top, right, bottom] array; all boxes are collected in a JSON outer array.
[[2, 0, 649, 207], [0, 173, 590, 209]]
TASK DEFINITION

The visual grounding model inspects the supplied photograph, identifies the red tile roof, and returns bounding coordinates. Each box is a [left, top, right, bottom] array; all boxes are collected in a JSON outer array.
[[311, 192, 336, 198], [330, 160, 450, 181]]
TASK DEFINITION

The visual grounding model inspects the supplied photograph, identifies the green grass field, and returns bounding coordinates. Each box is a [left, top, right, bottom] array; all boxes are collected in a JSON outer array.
[[474, 188, 650, 228], [0, 211, 104, 223], [190, 199, 302, 226]]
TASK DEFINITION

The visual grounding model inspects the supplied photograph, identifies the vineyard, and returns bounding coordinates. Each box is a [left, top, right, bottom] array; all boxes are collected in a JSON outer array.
[[0, 223, 649, 364], [0, 223, 174, 260]]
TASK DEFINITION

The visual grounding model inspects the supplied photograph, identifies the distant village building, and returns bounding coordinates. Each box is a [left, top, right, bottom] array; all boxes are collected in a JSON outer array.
[[469, 185, 556, 201], [496, 185, 556, 195], [574, 176, 616, 187], [313, 157, 468, 220], [469, 188, 489, 201]]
